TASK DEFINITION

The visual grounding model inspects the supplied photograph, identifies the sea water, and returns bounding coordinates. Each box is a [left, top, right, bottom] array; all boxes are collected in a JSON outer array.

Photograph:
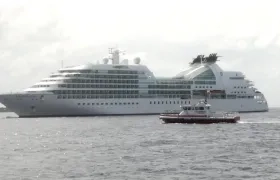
[[0, 109, 280, 179]]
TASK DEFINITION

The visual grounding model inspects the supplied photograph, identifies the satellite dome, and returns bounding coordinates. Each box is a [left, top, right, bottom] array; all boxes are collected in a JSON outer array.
[[103, 58, 109, 64], [134, 57, 141, 64]]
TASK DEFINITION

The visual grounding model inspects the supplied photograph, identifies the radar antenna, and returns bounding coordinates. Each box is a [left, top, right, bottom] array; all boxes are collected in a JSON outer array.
[[108, 47, 125, 64]]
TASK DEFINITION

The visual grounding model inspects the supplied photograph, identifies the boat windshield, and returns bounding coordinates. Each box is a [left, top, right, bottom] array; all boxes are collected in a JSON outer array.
[[195, 107, 204, 110]]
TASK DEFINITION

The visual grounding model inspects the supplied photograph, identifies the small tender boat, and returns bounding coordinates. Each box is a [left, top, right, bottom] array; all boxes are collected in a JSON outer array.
[[159, 100, 240, 124]]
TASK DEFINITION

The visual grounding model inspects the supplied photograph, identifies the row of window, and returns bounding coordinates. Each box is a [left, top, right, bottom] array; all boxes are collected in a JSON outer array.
[[230, 95, 255, 98], [226, 95, 254, 99], [108, 70, 139, 74], [56, 94, 256, 100], [57, 84, 199, 89], [78, 102, 139, 106], [231, 91, 247, 94], [33, 83, 214, 89], [50, 74, 141, 79], [195, 86, 213, 89], [193, 69, 216, 80], [64, 74, 140, 79], [77, 101, 193, 106], [148, 85, 191, 89], [32, 85, 50, 88], [59, 69, 144, 75], [194, 81, 216, 85], [41, 79, 61, 82], [148, 90, 191, 95], [230, 77, 244, 80], [58, 84, 139, 89], [158, 81, 194, 85], [32, 84, 214, 90], [53, 72, 145, 78], [59, 70, 96, 73], [53, 89, 232, 96], [150, 101, 190, 105], [53, 89, 193, 95], [64, 79, 139, 84], [56, 94, 193, 99], [58, 95, 140, 99], [54, 90, 139, 94], [193, 77, 216, 80], [233, 86, 247, 89]]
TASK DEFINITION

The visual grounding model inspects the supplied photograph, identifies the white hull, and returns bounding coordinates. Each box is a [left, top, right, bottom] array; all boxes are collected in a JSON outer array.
[[0, 94, 268, 117]]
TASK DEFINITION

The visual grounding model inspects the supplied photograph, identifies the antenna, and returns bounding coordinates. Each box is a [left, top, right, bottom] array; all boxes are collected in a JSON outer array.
[[108, 47, 126, 64], [205, 89, 211, 104], [108, 47, 113, 54]]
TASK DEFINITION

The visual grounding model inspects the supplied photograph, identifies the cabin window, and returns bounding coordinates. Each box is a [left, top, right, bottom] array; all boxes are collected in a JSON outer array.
[[187, 107, 191, 110], [199, 107, 204, 110]]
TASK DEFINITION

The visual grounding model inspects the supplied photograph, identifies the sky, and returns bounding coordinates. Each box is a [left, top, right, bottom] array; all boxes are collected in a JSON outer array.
[[0, 0, 280, 107]]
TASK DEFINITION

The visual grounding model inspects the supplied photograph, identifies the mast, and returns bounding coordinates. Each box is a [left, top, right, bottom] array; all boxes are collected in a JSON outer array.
[[108, 48, 125, 64], [204, 89, 210, 104]]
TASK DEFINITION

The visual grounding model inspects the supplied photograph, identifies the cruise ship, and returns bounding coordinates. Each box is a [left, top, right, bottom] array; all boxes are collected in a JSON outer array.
[[0, 48, 268, 117]]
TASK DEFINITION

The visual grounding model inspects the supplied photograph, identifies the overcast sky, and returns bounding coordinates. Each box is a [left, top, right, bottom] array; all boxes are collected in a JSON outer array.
[[0, 0, 280, 107]]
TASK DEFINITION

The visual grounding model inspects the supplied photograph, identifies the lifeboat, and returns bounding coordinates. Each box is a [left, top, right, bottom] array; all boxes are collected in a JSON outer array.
[[159, 100, 240, 124]]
